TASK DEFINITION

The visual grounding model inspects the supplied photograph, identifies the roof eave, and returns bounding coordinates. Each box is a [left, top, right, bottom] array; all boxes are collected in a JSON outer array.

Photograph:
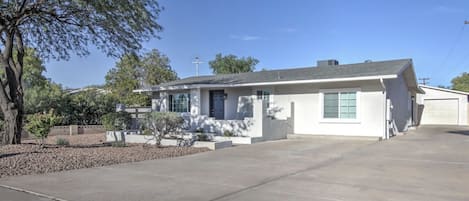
[[138, 75, 399, 92], [420, 85, 469, 95]]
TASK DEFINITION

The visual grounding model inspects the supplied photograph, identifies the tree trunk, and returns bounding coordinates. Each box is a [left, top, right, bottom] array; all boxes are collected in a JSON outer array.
[[0, 29, 25, 145], [1, 103, 23, 145]]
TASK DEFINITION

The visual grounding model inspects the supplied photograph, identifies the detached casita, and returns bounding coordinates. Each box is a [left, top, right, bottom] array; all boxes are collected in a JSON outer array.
[[135, 59, 422, 141]]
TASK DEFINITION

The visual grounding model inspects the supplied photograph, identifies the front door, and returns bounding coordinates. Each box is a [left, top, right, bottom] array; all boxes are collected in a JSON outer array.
[[210, 90, 225, 119]]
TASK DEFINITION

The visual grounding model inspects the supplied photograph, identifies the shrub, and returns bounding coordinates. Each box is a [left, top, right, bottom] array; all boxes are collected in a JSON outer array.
[[197, 134, 210, 142], [142, 129, 152, 136], [111, 141, 126, 147], [25, 110, 62, 147], [144, 112, 184, 146], [101, 111, 131, 131], [223, 130, 234, 137], [56, 138, 70, 146]]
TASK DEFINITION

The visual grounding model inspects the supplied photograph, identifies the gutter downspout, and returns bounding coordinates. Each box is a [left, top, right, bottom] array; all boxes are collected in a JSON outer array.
[[380, 78, 389, 140]]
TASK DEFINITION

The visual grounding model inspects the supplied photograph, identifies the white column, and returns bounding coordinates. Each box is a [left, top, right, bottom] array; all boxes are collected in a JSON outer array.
[[249, 99, 266, 138], [190, 88, 201, 115], [160, 91, 168, 112]]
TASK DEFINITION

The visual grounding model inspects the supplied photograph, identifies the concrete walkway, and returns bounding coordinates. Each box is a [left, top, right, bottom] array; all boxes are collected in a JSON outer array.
[[1, 126, 469, 201]]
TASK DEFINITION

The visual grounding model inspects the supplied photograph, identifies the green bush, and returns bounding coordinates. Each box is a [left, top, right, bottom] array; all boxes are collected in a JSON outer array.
[[25, 110, 62, 147], [144, 112, 184, 146], [111, 141, 126, 147], [101, 111, 131, 131], [197, 134, 210, 142], [56, 138, 70, 146], [223, 130, 234, 137], [142, 129, 152, 136]]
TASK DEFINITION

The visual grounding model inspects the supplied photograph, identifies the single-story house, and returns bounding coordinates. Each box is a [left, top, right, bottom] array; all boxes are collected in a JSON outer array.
[[135, 58, 423, 141], [417, 85, 469, 126]]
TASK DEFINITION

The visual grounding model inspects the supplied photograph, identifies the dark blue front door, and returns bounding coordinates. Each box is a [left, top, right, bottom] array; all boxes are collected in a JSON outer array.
[[210, 90, 225, 119]]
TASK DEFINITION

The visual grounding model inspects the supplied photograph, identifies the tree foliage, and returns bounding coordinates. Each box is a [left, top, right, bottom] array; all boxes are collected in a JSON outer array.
[[0, 0, 163, 144], [209, 53, 259, 74], [105, 49, 177, 106], [144, 112, 184, 146], [141, 49, 178, 86], [61, 89, 117, 125], [24, 82, 65, 115], [0, 48, 65, 115], [10, 49, 114, 125], [101, 111, 132, 131], [451, 72, 469, 92]]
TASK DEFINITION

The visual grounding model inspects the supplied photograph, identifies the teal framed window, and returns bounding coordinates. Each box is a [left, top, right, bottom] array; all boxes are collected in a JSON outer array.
[[323, 91, 356, 119]]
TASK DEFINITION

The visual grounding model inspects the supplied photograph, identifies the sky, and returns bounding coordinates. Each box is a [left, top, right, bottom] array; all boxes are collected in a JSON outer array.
[[44, 0, 469, 88]]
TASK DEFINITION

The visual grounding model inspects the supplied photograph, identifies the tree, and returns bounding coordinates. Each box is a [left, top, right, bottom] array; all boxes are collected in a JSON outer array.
[[141, 49, 178, 86], [21, 48, 48, 89], [209, 53, 259, 74], [105, 49, 177, 106], [451, 72, 469, 92], [144, 112, 184, 146], [0, 1, 163, 144], [62, 89, 117, 125], [105, 53, 151, 106], [0, 48, 62, 115], [19, 49, 67, 115], [25, 110, 62, 147], [24, 82, 65, 115]]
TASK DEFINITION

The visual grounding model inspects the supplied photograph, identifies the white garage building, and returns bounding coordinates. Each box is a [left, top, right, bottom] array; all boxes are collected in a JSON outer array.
[[418, 85, 469, 126]]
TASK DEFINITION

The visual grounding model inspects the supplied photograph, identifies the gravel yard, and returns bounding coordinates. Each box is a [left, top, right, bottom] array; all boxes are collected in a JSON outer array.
[[23, 133, 106, 145], [0, 133, 210, 178]]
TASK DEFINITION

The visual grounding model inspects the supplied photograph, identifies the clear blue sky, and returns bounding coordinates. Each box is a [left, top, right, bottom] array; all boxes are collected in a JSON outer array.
[[44, 0, 469, 88]]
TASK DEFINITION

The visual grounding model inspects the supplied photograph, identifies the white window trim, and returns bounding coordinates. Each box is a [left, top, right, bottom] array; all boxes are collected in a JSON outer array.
[[169, 93, 191, 113], [255, 88, 274, 108], [319, 88, 361, 124]]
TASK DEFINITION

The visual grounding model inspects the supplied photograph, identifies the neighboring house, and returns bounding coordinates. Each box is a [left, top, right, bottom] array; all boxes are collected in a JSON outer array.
[[135, 58, 422, 141], [66, 87, 109, 95], [417, 85, 469, 126]]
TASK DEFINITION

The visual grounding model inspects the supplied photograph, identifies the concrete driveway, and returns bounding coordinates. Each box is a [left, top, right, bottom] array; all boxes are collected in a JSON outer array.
[[1, 126, 469, 201]]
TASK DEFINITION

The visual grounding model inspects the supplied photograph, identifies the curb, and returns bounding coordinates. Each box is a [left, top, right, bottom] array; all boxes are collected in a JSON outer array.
[[0, 184, 68, 201]]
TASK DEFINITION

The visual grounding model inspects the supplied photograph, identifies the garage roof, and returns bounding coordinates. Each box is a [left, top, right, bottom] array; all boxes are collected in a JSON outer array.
[[420, 85, 469, 95]]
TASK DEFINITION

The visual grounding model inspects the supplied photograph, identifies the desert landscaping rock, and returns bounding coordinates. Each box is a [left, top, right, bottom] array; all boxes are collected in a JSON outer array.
[[23, 133, 106, 145], [0, 134, 209, 178]]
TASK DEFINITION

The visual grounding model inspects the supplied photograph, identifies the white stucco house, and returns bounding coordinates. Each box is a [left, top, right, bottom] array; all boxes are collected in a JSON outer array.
[[135, 58, 423, 141], [418, 85, 469, 126]]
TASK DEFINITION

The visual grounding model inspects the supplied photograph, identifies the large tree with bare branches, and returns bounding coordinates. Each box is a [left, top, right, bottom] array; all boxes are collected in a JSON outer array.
[[0, 0, 163, 144]]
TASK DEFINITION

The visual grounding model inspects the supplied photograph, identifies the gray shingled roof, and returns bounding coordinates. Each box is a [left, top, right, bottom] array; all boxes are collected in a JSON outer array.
[[149, 58, 411, 89]]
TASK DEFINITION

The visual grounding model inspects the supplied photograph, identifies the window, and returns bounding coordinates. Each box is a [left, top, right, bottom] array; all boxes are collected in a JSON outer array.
[[257, 90, 272, 108], [169, 93, 191, 113], [323, 91, 357, 119]]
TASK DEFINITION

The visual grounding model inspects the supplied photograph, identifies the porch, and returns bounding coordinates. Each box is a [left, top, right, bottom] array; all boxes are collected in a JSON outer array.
[[150, 87, 291, 141]]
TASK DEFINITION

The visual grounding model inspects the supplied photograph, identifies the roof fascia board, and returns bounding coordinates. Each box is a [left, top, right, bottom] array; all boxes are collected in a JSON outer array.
[[235, 75, 398, 87], [420, 85, 469, 95], [138, 75, 398, 92]]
